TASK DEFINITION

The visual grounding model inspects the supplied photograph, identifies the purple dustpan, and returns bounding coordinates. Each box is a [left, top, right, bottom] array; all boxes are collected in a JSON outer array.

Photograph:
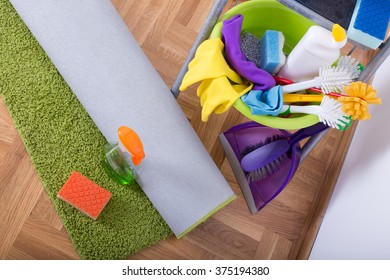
[[219, 121, 301, 213]]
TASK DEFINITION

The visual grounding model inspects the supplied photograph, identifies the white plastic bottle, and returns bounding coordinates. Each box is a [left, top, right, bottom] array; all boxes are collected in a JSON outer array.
[[278, 24, 347, 82]]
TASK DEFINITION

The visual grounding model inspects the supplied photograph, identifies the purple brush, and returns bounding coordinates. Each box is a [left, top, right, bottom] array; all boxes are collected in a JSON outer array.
[[241, 122, 328, 178], [219, 121, 328, 213]]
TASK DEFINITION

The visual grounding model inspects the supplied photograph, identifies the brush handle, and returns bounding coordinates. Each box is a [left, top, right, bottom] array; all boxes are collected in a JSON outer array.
[[283, 94, 323, 103], [280, 104, 321, 115], [281, 77, 321, 93], [287, 122, 329, 144], [240, 122, 328, 173], [308, 87, 344, 98]]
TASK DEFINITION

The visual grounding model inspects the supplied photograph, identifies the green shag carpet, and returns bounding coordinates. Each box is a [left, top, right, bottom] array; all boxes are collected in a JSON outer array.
[[0, 0, 172, 259]]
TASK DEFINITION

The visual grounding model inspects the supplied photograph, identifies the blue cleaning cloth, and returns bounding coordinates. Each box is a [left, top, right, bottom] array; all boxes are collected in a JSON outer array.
[[241, 85, 283, 116], [353, 0, 390, 41]]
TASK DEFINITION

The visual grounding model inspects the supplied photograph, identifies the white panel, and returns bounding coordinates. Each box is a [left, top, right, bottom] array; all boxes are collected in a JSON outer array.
[[310, 54, 390, 259]]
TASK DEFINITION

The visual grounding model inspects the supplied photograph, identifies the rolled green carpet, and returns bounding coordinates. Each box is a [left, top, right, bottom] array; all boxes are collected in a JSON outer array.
[[0, 0, 172, 259]]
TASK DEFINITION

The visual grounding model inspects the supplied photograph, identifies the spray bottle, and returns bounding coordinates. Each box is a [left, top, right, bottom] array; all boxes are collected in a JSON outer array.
[[102, 126, 145, 186], [278, 24, 347, 82]]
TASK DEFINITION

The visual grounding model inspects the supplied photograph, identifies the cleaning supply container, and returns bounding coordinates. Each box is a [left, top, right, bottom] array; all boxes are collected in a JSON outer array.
[[102, 126, 145, 186], [278, 24, 347, 82], [209, 0, 323, 130], [210, 0, 333, 213]]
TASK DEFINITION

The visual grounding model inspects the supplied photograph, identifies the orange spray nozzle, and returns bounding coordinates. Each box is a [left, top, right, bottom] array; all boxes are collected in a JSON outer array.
[[118, 126, 145, 166]]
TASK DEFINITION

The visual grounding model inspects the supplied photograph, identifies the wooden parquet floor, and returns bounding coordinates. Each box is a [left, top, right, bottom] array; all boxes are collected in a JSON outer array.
[[0, 0, 375, 259]]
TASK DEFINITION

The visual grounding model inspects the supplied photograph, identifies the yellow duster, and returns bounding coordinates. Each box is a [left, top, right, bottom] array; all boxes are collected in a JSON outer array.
[[339, 81, 381, 120]]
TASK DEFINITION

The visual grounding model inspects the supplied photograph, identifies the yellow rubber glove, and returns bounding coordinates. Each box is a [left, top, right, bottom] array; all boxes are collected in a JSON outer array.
[[198, 77, 252, 121], [180, 38, 243, 88], [180, 38, 253, 121]]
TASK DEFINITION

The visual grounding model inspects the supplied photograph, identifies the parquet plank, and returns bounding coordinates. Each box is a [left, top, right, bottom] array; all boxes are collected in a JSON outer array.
[[0, 124, 45, 258], [185, 218, 259, 260], [6, 219, 78, 260], [29, 191, 63, 230]]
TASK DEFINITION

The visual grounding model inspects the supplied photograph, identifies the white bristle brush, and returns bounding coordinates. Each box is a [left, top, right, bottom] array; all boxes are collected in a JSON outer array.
[[336, 55, 361, 80], [280, 96, 350, 129], [281, 64, 356, 94]]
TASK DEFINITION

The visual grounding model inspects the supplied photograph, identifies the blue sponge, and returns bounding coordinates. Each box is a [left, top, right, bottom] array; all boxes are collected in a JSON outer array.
[[259, 30, 286, 74], [347, 0, 390, 49]]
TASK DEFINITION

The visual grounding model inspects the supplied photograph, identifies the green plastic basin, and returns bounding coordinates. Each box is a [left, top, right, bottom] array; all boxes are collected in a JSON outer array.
[[210, 0, 319, 129]]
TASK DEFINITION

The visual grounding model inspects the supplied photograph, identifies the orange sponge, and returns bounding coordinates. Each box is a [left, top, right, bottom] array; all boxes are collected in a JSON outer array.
[[57, 171, 112, 220]]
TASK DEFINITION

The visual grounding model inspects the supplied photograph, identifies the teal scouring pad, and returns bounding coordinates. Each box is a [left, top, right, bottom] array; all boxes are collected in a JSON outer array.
[[347, 0, 390, 49], [259, 30, 286, 74], [240, 31, 261, 67]]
